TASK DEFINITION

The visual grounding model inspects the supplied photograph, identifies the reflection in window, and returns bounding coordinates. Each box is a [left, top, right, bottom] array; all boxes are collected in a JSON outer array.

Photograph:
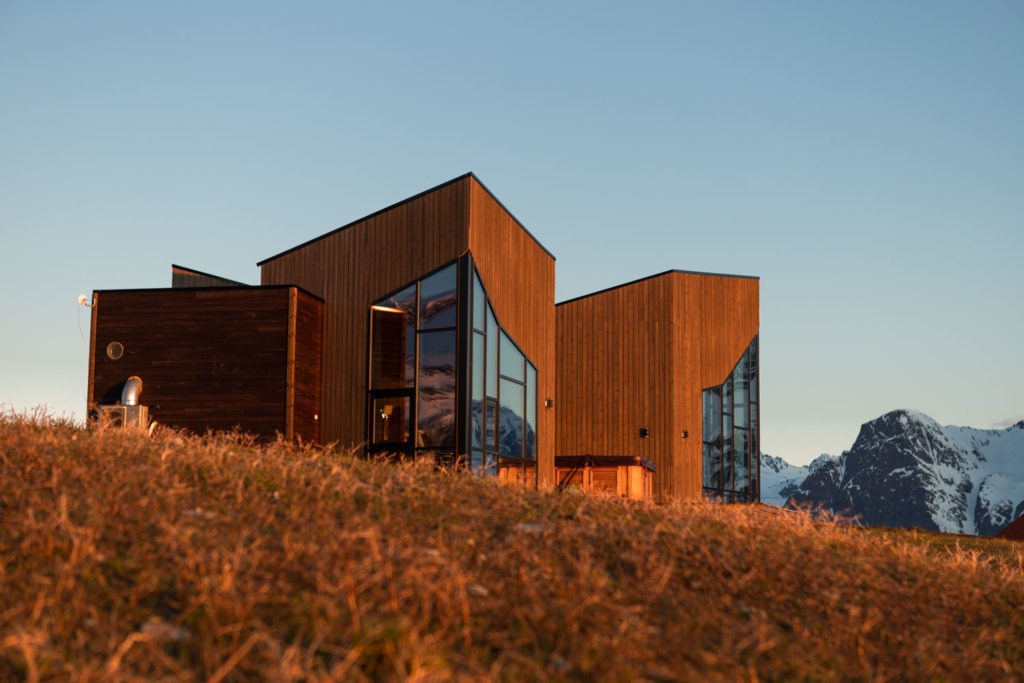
[[499, 331, 524, 380], [419, 263, 457, 329], [525, 364, 537, 459], [498, 378, 525, 456], [367, 259, 538, 488], [417, 330, 456, 448], [471, 331, 485, 448], [702, 336, 759, 503]]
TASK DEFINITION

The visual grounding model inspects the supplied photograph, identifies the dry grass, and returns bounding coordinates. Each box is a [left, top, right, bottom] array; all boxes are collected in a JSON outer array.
[[3, 409, 1024, 681]]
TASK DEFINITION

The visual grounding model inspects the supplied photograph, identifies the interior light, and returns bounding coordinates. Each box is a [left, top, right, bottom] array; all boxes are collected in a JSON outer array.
[[370, 305, 407, 314]]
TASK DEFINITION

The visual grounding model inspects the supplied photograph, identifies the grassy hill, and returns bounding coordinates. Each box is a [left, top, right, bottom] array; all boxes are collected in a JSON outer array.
[[3, 411, 1024, 681]]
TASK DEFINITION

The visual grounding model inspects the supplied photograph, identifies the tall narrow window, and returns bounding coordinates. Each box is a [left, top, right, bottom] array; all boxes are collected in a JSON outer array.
[[702, 336, 759, 503], [367, 259, 538, 489]]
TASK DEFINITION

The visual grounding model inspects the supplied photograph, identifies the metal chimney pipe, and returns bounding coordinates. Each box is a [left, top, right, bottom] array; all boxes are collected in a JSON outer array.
[[121, 376, 143, 406]]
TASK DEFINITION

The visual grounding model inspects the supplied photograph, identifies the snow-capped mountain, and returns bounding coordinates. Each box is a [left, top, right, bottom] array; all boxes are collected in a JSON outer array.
[[761, 410, 1024, 535]]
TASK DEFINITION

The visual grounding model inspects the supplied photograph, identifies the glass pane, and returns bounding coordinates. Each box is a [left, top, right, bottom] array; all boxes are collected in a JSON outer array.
[[525, 364, 537, 459], [417, 330, 456, 448], [484, 451, 497, 477], [484, 397, 498, 451], [703, 387, 721, 491], [749, 337, 759, 406], [471, 332, 485, 448], [419, 263, 457, 329], [703, 387, 722, 446], [472, 272, 485, 331], [486, 307, 498, 397], [471, 449, 484, 475], [750, 397, 760, 500], [498, 378, 525, 456], [370, 285, 415, 389], [733, 352, 748, 427], [371, 396, 410, 445], [499, 331, 524, 380], [734, 427, 749, 498]]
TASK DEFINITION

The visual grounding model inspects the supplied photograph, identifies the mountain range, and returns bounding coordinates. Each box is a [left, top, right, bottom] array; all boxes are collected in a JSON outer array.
[[761, 410, 1024, 536]]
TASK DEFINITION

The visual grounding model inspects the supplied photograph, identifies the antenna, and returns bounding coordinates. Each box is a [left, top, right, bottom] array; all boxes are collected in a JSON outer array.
[[78, 294, 94, 307]]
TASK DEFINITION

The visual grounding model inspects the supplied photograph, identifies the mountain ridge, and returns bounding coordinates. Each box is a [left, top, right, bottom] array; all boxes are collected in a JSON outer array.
[[762, 410, 1024, 535]]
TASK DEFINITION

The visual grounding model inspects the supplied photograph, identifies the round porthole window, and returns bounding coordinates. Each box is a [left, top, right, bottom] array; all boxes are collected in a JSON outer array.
[[106, 341, 124, 360]]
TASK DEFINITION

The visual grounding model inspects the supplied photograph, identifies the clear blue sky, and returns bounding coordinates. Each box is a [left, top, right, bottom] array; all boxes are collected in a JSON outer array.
[[2, 1, 1021, 465]]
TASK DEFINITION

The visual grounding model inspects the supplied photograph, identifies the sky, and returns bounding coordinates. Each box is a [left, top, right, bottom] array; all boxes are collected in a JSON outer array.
[[1, 1, 1021, 465]]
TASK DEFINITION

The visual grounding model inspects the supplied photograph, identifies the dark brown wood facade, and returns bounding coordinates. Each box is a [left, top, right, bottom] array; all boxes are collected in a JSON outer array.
[[258, 174, 556, 484], [555, 271, 759, 501], [88, 286, 323, 442], [171, 264, 248, 288]]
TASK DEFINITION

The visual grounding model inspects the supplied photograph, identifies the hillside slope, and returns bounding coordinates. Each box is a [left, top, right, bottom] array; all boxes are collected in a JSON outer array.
[[3, 413, 1024, 680]]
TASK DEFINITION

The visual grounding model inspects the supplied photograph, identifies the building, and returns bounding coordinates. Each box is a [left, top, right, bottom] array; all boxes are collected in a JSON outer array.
[[86, 173, 759, 502], [555, 271, 760, 502]]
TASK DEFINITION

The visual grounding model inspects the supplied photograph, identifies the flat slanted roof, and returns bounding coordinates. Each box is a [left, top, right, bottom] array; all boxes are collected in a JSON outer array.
[[257, 172, 555, 266]]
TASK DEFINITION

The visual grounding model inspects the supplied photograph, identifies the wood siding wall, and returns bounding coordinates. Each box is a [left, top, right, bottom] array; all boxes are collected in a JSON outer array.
[[260, 178, 471, 448], [291, 289, 324, 442], [555, 271, 758, 501], [467, 181, 556, 486], [171, 265, 246, 288], [88, 287, 322, 442], [259, 175, 557, 485], [555, 276, 678, 499], [674, 273, 760, 500]]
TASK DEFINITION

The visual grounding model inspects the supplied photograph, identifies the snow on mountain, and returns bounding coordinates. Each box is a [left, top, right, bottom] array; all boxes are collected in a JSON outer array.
[[761, 410, 1024, 536], [760, 453, 811, 507]]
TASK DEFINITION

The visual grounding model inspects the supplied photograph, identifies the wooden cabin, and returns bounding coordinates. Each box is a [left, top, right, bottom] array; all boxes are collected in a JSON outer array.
[[85, 173, 760, 502]]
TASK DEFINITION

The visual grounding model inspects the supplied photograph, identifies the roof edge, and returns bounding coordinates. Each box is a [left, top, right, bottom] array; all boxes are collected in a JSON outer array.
[[171, 263, 249, 287], [556, 268, 759, 307], [257, 172, 556, 266], [468, 174, 556, 261], [94, 284, 324, 302]]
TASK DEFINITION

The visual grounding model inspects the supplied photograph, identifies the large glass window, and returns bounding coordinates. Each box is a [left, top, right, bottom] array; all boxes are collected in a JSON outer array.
[[370, 284, 415, 389], [367, 257, 538, 489], [702, 336, 759, 503], [417, 330, 456, 448]]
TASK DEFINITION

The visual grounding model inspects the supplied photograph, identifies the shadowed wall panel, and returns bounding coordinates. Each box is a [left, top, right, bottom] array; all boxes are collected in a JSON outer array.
[[556, 271, 759, 501], [468, 181, 556, 486], [88, 287, 322, 442]]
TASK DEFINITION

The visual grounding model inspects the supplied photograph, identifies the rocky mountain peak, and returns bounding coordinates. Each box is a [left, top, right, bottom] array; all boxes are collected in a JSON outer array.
[[762, 409, 1024, 535]]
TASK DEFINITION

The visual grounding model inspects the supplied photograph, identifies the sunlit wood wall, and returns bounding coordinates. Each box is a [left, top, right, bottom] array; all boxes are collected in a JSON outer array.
[[555, 271, 758, 501], [259, 174, 556, 481], [468, 181, 556, 486]]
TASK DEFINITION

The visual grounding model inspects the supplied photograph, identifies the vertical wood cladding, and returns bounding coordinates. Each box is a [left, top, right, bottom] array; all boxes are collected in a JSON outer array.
[[467, 181, 556, 486], [291, 290, 324, 443], [171, 265, 247, 288], [556, 271, 758, 501], [259, 177, 471, 449], [88, 287, 322, 442], [259, 175, 556, 485]]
